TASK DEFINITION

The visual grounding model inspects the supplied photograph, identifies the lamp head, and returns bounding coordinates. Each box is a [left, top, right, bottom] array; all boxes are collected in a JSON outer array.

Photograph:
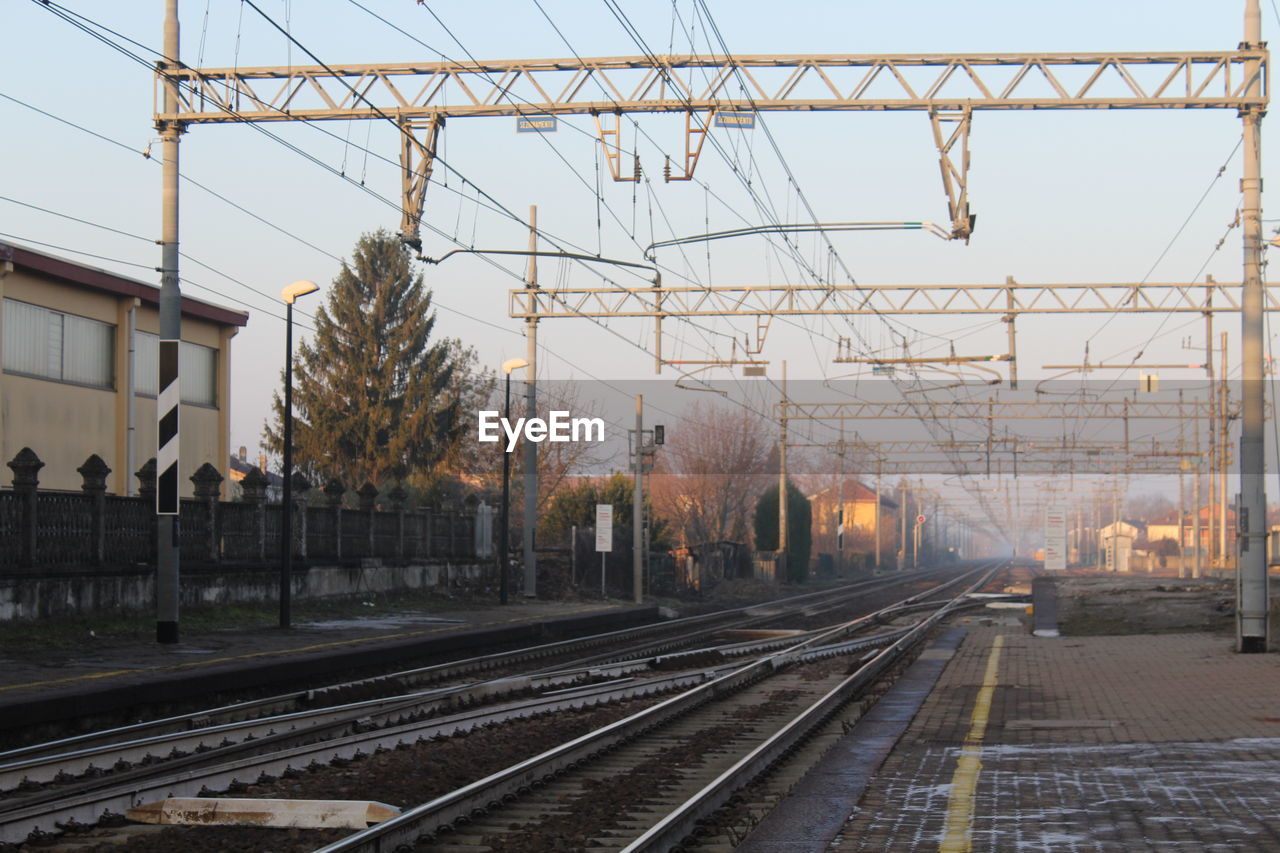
[[502, 357, 530, 376], [281, 280, 320, 304]]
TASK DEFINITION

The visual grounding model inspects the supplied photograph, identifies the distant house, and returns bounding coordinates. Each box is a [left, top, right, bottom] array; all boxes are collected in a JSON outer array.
[[807, 480, 900, 564], [1146, 508, 1235, 551], [1, 241, 248, 497], [228, 448, 284, 502]]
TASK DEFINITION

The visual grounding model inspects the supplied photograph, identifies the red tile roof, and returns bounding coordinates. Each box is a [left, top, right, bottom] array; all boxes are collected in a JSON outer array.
[[2, 241, 249, 328]]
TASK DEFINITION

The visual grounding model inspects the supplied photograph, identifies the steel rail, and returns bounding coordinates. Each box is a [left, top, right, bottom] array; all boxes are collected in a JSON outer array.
[[623, 563, 1002, 851], [0, 602, 889, 793], [310, 564, 995, 853], [0, 571, 924, 767], [0, 578, 957, 844]]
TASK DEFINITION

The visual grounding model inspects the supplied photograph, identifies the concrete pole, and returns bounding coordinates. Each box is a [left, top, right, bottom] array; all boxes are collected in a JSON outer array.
[[1221, 332, 1231, 573], [874, 466, 882, 570], [1178, 407, 1187, 578], [836, 426, 845, 573], [1110, 474, 1119, 572], [778, 362, 788, 578], [899, 482, 908, 569], [523, 206, 538, 597], [1238, 0, 1268, 651], [633, 394, 643, 604], [1206, 282, 1217, 571], [1193, 423, 1202, 579], [156, 0, 182, 645]]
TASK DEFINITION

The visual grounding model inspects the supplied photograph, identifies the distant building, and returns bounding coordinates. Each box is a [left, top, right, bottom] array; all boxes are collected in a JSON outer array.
[[1146, 508, 1236, 551], [228, 448, 284, 502], [1, 241, 248, 496], [1099, 519, 1143, 573], [807, 481, 900, 564]]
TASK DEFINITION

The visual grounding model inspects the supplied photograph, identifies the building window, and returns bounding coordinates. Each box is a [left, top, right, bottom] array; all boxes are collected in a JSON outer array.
[[2, 298, 114, 389], [133, 331, 218, 406]]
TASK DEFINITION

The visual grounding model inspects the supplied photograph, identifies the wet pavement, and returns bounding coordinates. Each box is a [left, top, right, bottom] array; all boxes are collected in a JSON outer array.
[[747, 607, 1280, 852]]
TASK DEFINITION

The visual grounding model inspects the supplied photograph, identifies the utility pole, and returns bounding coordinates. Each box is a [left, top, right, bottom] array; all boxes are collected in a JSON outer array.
[[523, 206, 538, 597], [1238, 0, 1268, 651], [778, 362, 789, 579], [1179, 401, 1187, 578], [1193, 420, 1202, 579], [836, 424, 845, 574], [874, 464, 882, 571], [1220, 331, 1231, 574], [899, 481, 909, 570], [633, 394, 643, 604], [1110, 473, 1120, 572], [1206, 279, 1218, 572], [155, 0, 182, 645]]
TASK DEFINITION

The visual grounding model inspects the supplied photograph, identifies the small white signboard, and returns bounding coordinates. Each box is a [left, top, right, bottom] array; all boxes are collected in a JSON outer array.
[[595, 504, 613, 552], [1044, 504, 1067, 571]]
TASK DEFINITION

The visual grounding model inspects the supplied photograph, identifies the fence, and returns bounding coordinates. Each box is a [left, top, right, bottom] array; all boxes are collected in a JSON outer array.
[[0, 448, 483, 573]]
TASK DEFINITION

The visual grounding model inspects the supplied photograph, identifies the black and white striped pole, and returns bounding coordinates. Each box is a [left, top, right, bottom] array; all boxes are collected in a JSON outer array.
[[155, 339, 180, 643], [156, 0, 182, 645], [280, 280, 320, 629]]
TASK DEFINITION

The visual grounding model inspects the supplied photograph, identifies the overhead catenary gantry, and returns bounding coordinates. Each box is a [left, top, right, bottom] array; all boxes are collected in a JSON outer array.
[[781, 398, 1225, 421], [786, 438, 1200, 476], [152, 5, 1269, 650], [509, 278, 1272, 318], [157, 50, 1267, 246]]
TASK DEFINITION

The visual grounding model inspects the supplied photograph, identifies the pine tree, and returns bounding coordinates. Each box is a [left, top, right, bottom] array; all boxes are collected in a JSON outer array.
[[754, 479, 813, 583], [264, 229, 464, 490]]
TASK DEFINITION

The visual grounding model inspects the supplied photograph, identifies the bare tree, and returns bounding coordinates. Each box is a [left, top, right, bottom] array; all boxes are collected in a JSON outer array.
[[1126, 492, 1175, 522], [650, 402, 773, 547]]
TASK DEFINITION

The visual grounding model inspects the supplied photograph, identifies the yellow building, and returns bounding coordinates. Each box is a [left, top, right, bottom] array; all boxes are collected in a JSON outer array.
[[808, 481, 900, 559], [1, 241, 248, 496]]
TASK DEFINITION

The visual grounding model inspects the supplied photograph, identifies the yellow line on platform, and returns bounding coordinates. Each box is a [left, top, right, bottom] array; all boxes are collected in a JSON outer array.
[[0, 605, 614, 695], [939, 634, 1004, 853]]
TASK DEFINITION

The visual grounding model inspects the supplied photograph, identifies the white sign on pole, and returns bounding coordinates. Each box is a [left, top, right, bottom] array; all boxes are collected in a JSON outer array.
[[1044, 504, 1067, 571], [595, 504, 613, 552]]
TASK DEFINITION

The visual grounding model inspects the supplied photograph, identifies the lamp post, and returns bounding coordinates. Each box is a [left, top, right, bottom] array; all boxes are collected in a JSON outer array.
[[499, 357, 529, 604], [280, 279, 319, 629]]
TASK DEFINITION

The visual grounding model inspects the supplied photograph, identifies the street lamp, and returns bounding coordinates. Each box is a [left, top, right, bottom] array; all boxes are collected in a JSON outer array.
[[280, 279, 320, 629], [499, 357, 529, 604]]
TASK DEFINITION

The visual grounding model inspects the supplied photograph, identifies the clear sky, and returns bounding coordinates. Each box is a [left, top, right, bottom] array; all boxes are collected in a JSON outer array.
[[2, 1, 1274, 534]]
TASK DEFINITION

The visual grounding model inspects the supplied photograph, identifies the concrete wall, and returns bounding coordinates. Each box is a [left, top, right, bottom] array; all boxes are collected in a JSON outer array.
[[0, 561, 486, 621]]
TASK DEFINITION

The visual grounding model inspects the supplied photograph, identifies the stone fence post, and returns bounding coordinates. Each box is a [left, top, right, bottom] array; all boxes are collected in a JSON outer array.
[[135, 458, 158, 565], [290, 472, 311, 559], [8, 448, 44, 568], [389, 483, 407, 562], [77, 454, 111, 567], [358, 482, 378, 558], [191, 463, 223, 563], [239, 467, 268, 562], [324, 478, 345, 560]]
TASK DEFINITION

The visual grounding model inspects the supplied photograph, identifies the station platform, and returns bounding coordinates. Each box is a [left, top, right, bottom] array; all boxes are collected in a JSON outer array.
[[743, 606, 1280, 852], [0, 600, 657, 737]]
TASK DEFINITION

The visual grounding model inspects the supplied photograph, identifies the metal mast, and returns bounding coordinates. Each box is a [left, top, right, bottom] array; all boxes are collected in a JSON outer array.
[[1238, 0, 1268, 652], [155, 0, 182, 645]]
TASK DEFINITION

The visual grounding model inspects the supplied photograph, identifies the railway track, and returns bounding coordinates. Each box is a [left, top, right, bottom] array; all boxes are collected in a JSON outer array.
[[313, 561, 1007, 853], [0, 569, 967, 846], [0, 569, 936, 766]]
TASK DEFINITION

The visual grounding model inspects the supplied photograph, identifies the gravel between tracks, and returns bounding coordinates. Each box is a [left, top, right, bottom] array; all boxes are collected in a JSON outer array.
[[14, 698, 663, 853]]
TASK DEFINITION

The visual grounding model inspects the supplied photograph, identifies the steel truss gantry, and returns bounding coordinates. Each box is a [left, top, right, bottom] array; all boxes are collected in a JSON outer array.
[[782, 399, 1222, 421], [157, 50, 1267, 245], [787, 439, 1197, 475], [151, 6, 1270, 650], [508, 279, 1273, 319]]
